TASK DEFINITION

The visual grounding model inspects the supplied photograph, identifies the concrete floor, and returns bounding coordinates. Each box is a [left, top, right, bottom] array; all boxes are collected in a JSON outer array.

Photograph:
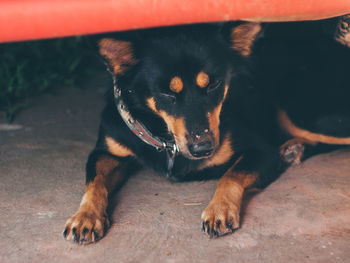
[[1, 75, 350, 262]]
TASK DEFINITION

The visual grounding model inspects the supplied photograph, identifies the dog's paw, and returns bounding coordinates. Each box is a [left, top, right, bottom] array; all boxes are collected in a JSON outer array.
[[280, 140, 305, 166], [201, 199, 240, 238], [63, 210, 109, 244]]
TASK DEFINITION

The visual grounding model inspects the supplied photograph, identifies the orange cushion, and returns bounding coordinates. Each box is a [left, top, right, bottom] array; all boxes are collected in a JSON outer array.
[[0, 0, 349, 42]]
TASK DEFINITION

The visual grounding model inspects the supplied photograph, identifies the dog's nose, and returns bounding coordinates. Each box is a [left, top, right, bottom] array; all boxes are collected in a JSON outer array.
[[188, 140, 214, 158]]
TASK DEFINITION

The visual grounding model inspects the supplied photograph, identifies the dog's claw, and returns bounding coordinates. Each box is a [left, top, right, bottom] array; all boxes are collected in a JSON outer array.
[[226, 221, 234, 231], [63, 228, 68, 238], [92, 230, 100, 242], [212, 229, 218, 238], [72, 228, 79, 243], [203, 221, 209, 235]]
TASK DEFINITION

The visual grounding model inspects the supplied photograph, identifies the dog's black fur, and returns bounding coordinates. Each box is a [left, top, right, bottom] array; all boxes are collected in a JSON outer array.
[[63, 21, 350, 243], [98, 24, 282, 182], [256, 21, 350, 159]]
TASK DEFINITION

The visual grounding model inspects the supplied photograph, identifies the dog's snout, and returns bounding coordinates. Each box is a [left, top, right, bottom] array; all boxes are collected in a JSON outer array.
[[188, 140, 214, 158], [186, 126, 215, 158]]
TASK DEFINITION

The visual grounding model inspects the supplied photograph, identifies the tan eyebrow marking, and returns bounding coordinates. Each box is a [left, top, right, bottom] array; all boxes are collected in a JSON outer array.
[[170, 76, 183, 93], [196, 71, 210, 88]]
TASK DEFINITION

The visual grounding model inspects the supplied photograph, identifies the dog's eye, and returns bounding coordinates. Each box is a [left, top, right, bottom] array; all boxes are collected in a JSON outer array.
[[159, 93, 176, 104], [207, 80, 222, 93]]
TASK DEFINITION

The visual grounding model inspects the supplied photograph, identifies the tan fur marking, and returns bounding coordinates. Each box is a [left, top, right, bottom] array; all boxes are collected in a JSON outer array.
[[196, 71, 210, 88], [80, 157, 121, 212], [105, 136, 134, 157], [214, 156, 257, 201], [80, 157, 123, 210], [95, 157, 122, 192], [278, 110, 350, 145], [163, 115, 187, 151], [147, 97, 157, 112], [223, 84, 229, 100], [199, 133, 234, 169], [205, 85, 229, 153], [147, 97, 188, 154], [208, 103, 222, 148], [231, 23, 261, 56], [170, 76, 183, 93], [99, 38, 137, 75]]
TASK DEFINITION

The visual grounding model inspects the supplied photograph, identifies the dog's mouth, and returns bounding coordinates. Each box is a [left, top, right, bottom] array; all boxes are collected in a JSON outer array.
[[145, 97, 220, 160]]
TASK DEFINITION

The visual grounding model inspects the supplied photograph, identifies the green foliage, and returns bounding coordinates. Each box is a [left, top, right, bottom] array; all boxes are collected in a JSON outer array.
[[0, 36, 100, 122]]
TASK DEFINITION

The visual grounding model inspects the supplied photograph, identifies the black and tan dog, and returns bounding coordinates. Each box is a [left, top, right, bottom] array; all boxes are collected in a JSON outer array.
[[63, 22, 350, 244]]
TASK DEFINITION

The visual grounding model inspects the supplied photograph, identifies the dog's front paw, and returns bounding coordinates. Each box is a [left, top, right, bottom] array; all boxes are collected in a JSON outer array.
[[201, 198, 240, 238], [63, 210, 109, 244]]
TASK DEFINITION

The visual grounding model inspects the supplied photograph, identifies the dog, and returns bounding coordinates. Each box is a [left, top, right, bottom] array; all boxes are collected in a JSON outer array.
[[63, 21, 350, 244]]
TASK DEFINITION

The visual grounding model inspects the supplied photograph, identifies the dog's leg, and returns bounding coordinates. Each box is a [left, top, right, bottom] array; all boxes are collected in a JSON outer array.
[[63, 150, 131, 244], [201, 145, 281, 238], [201, 156, 257, 237]]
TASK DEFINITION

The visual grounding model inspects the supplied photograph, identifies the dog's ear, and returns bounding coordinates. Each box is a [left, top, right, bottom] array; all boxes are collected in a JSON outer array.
[[98, 38, 137, 75], [231, 22, 262, 56]]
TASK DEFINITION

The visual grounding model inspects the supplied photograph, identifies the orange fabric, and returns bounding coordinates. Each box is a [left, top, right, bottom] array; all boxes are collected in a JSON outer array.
[[0, 0, 349, 42]]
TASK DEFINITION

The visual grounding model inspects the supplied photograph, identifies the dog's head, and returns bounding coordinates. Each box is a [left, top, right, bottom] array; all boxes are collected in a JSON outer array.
[[99, 23, 261, 160]]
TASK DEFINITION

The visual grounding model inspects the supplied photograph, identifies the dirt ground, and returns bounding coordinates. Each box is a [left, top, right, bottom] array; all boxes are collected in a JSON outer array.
[[1, 74, 349, 263]]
